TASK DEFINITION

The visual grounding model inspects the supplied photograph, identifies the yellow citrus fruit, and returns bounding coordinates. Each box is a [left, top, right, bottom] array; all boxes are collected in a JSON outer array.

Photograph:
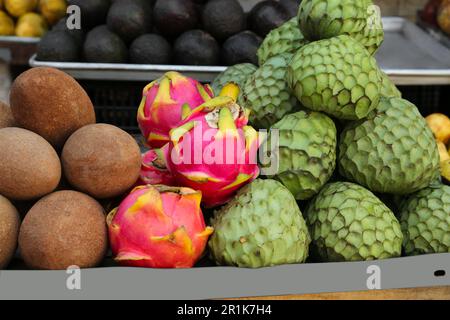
[[438, 141, 450, 162], [438, 0, 450, 36], [39, 0, 67, 26], [441, 159, 450, 183], [426, 113, 450, 144], [0, 10, 14, 35], [4, 0, 37, 18], [15, 12, 48, 37]]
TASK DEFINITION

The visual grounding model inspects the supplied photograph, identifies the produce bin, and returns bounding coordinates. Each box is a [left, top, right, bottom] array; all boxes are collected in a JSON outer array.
[[0, 36, 39, 66], [0, 254, 449, 299], [30, 17, 450, 84]]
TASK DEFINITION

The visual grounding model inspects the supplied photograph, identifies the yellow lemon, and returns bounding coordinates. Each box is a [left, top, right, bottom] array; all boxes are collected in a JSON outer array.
[[5, 0, 37, 18], [438, 141, 450, 162], [15, 12, 48, 37], [441, 159, 450, 183], [39, 0, 67, 26], [0, 10, 14, 35], [426, 113, 450, 145]]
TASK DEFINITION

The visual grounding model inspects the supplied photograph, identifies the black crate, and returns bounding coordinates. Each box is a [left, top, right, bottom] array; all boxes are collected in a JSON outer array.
[[79, 80, 450, 134], [80, 80, 148, 134], [400, 85, 449, 117]]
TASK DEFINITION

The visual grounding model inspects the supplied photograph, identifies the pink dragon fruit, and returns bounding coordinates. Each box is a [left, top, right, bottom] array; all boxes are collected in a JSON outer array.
[[137, 72, 214, 148], [137, 150, 175, 186], [162, 88, 261, 208], [107, 185, 213, 268]]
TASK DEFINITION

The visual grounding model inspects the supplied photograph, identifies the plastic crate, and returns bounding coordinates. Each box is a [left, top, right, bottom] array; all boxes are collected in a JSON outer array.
[[79, 80, 450, 134], [80, 80, 147, 134], [401, 85, 449, 116]]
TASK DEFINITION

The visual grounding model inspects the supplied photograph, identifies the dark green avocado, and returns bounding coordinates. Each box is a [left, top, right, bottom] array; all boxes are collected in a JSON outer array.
[[68, 0, 111, 30], [130, 34, 172, 64], [279, 0, 302, 18], [202, 0, 245, 41], [248, 0, 289, 37], [153, 0, 199, 38], [37, 30, 81, 62], [107, 0, 152, 43], [83, 25, 128, 63], [221, 31, 262, 66], [52, 18, 85, 45], [174, 30, 219, 66]]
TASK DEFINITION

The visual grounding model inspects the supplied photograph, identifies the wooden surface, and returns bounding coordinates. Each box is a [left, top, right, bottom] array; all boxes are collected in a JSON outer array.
[[232, 286, 450, 300]]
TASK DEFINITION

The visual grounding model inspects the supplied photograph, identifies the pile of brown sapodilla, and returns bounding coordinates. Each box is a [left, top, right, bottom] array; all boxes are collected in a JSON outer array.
[[0, 67, 142, 270]]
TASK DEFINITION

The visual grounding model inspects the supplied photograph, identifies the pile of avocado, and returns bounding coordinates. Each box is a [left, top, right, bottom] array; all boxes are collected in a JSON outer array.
[[36, 0, 300, 66]]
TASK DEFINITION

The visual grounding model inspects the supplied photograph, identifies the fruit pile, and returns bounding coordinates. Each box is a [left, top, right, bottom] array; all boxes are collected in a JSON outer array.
[[0, 67, 136, 270], [0, 0, 449, 272], [0, 0, 66, 37], [36, 0, 300, 65], [421, 0, 450, 36], [195, 0, 450, 266]]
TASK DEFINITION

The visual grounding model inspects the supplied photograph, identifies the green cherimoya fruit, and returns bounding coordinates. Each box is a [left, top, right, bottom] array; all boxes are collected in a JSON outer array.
[[339, 97, 440, 195], [351, 4, 384, 55], [379, 70, 402, 98], [306, 182, 403, 262], [298, 0, 383, 55], [267, 111, 337, 200], [287, 35, 383, 120], [209, 179, 311, 268], [244, 53, 299, 129], [298, 0, 369, 40], [257, 18, 309, 66], [399, 184, 450, 255], [211, 63, 257, 100]]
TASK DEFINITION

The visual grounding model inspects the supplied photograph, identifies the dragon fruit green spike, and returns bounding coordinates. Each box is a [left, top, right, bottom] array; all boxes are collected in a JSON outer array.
[[163, 84, 261, 208], [137, 72, 214, 148], [107, 185, 213, 268], [137, 150, 175, 186]]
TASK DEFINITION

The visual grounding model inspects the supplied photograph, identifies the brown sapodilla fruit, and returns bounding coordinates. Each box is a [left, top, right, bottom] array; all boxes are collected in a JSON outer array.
[[0, 101, 15, 129], [0, 195, 20, 269], [0, 128, 61, 201], [19, 190, 108, 270], [10, 67, 96, 149], [62, 124, 141, 199]]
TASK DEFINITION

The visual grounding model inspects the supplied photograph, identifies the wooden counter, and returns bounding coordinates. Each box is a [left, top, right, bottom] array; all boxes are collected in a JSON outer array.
[[233, 286, 450, 300]]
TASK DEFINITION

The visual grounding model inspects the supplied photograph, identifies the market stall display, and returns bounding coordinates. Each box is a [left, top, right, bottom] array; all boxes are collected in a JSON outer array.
[[0, 0, 448, 300]]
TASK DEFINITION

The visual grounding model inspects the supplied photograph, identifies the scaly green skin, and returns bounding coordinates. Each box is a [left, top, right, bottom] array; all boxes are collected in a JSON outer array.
[[211, 63, 257, 103], [287, 35, 382, 120], [257, 18, 309, 66], [298, 0, 383, 54], [244, 54, 298, 129], [209, 179, 311, 268], [351, 5, 384, 55], [379, 70, 402, 98], [269, 111, 337, 200], [298, 0, 370, 41], [399, 184, 450, 255], [339, 97, 440, 195], [306, 182, 403, 262]]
